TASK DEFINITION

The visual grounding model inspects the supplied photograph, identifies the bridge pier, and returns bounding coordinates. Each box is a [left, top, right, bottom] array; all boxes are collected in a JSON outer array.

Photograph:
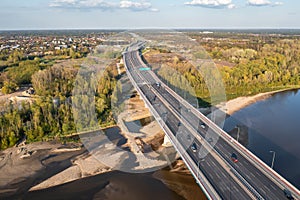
[[139, 95, 149, 109], [162, 134, 172, 147]]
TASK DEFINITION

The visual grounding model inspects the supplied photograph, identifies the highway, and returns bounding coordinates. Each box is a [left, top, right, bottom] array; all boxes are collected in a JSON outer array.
[[123, 41, 300, 200]]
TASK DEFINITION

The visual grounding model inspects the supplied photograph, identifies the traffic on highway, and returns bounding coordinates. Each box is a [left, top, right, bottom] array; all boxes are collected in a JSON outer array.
[[123, 41, 299, 200]]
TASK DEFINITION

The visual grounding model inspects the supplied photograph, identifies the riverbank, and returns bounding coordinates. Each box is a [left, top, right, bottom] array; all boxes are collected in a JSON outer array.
[[0, 90, 207, 200], [0, 141, 186, 200], [221, 87, 300, 115]]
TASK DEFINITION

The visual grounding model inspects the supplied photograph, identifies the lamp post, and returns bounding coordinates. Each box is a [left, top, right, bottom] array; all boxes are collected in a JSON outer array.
[[197, 160, 200, 181], [235, 125, 240, 142], [270, 150, 276, 169]]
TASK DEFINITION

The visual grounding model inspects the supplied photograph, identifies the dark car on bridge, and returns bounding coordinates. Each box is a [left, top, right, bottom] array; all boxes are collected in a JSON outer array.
[[191, 143, 197, 152], [200, 123, 206, 129], [231, 153, 238, 163]]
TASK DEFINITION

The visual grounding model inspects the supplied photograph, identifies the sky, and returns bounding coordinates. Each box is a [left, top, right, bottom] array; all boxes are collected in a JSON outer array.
[[0, 0, 299, 30]]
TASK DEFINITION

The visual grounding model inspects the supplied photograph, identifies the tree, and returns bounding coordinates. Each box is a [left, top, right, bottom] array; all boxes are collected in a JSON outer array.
[[1, 81, 18, 94]]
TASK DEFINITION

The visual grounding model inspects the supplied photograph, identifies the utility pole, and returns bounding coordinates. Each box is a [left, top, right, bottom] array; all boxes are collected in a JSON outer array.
[[270, 150, 276, 169], [236, 125, 240, 142]]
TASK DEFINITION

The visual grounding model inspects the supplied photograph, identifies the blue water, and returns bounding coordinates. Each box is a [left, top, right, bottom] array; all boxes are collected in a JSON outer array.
[[224, 89, 300, 189]]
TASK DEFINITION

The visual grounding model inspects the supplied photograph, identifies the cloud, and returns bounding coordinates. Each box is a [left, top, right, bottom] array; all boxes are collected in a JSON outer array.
[[49, 0, 116, 9], [247, 0, 283, 7], [184, 0, 236, 9], [120, 1, 150, 11], [49, 0, 158, 11], [273, 1, 283, 6]]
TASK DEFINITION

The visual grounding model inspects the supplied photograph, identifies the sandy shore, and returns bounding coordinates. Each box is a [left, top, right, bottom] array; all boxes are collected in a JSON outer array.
[[0, 90, 206, 200], [0, 139, 205, 200], [221, 88, 300, 115]]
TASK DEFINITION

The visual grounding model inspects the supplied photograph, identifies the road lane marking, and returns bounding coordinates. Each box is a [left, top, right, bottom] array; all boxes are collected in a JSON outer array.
[[255, 172, 262, 178], [244, 161, 249, 166], [221, 172, 226, 178], [270, 185, 277, 190], [264, 185, 271, 192]]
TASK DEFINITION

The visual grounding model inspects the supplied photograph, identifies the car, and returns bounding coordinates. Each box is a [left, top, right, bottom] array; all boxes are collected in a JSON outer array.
[[284, 189, 295, 200], [153, 95, 157, 101], [207, 138, 213, 143], [200, 123, 206, 129], [231, 153, 238, 163], [191, 143, 197, 152], [156, 82, 161, 87], [178, 122, 182, 127], [199, 157, 205, 162]]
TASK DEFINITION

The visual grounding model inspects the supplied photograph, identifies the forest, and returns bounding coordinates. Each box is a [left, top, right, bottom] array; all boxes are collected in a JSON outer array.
[[145, 33, 300, 105], [0, 58, 118, 149]]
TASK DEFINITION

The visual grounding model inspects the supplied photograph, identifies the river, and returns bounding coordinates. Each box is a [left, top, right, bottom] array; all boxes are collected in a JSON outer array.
[[223, 89, 300, 189]]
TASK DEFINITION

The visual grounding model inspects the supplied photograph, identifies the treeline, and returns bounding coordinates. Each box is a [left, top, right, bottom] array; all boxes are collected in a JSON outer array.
[[0, 59, 42, 93], [0, 48, 89, 93], [0, 62, 118, 149], [146, 37, 300, 105], [217, 39, 300, 99]]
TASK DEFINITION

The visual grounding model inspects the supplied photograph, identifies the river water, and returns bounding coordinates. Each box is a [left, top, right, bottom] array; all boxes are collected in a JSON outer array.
[[223, 89, 300, 189]]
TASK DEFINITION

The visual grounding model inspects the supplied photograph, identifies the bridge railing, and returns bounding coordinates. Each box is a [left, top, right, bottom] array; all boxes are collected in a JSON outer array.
[[123, 52, 220, 200], [163, 82, 300, 198], [134, 51, 300, 199], [131, 45, 300, 198]]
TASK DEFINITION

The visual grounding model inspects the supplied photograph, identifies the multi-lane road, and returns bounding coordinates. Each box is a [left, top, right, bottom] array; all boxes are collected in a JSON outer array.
[[123, 41, 299, 200]]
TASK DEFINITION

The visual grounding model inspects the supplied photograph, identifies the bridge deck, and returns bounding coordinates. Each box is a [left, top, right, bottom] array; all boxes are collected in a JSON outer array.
[[123, 42, 300, 200]]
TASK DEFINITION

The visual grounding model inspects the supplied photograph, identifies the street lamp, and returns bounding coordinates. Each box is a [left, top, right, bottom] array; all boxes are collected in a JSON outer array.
[[270, 150, 276, 169], [235, 125, 240, 142]]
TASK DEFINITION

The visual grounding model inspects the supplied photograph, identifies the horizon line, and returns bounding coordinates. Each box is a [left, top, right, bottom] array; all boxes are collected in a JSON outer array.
[[1, 27, 300, 31]]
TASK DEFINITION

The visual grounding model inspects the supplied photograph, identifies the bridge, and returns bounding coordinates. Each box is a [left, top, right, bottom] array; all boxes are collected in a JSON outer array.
[[123, 41, 300, 200]]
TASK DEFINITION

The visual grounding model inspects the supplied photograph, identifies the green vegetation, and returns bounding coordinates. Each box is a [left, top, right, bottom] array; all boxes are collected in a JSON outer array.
[[208, 37, 300, 100], [0, 60, 119, 150], [1, 31, 300, 150], [0, 31, 116, 149], [146, 35, 300, 106], [0, 49, 89, 91]]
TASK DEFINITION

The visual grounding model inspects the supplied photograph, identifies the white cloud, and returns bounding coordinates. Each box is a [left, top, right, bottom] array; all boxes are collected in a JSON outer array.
[[184, 0, 236, 9], [247, 0, 271, 6], [247, 0, 283, 6], [227, 3, 236, 9], [120, 1, 150, 10], [49, 0, 118, 9], [120, 1, 159, 11], [273, 1, 283, 6], [78, 0, 116, 8], [49, 0, 77, 7], [49, 0, 158, 11]]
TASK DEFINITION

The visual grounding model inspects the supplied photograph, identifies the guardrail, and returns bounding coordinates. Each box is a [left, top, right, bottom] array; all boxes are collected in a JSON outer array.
[[135, 48, 300, 199], [123, 51, 220, 200], [162, 78, 300, 199], [123, 43, 300, 199], [148, 81, 261, 199]]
